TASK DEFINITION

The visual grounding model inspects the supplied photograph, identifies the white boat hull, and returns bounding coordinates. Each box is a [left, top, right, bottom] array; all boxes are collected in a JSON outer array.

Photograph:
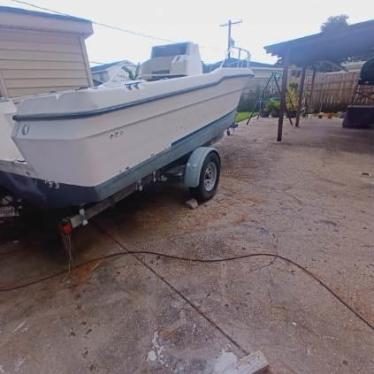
[[1, 68, 253, 208]]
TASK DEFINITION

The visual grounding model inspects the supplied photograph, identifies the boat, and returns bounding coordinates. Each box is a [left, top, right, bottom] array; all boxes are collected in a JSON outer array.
[[0, 42, 253, 209]]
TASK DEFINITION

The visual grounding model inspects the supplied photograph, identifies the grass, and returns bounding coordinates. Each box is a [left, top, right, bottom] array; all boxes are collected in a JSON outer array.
[[235, 112, 250, 122], [235, 112, 254, 122]]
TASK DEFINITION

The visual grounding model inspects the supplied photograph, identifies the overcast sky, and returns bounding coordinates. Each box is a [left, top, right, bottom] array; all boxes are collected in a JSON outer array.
[[1, 0, 372, 65]]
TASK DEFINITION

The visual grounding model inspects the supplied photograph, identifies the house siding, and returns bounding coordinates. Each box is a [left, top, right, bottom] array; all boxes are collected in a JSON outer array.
[[0, 25, 92, 97], [0, 1, 93, 97]]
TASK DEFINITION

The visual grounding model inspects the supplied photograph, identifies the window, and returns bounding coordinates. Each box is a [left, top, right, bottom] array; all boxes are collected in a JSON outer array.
[[151, 43, 188, 58]]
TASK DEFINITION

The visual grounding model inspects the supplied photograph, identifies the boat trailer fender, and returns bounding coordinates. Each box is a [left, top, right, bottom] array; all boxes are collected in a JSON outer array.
[[184, 147, 220, 188]]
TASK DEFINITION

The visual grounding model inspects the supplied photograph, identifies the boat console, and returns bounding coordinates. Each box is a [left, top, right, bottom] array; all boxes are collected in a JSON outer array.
[[140, 42, 203, 80]]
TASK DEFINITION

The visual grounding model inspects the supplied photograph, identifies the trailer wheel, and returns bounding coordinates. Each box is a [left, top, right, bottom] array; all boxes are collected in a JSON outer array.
[[190, 151, 220, 202]]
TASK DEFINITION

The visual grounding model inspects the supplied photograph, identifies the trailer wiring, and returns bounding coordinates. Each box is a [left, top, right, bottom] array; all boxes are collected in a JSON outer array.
[[0, 229, 373, 338]]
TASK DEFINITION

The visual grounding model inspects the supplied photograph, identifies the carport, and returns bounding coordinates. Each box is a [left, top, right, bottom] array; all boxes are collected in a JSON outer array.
[[265, 20, 374, 141]]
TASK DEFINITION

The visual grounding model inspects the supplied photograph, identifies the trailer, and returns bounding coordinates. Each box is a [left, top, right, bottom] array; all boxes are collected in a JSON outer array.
[[0, 144, 226, 256], [0, 44, 250, 256]]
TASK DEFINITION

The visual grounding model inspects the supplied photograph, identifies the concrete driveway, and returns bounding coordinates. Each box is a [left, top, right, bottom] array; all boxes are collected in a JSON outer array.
[[0, 118, 373, 373]]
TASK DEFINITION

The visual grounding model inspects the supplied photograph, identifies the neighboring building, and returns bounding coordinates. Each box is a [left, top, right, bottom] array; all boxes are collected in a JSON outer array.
[[239, 61, 282, 110], [91, 60, 137, 86], [245, 61, 282, 88], [205, 59, 282, 91], [0, 6, 93, 98]]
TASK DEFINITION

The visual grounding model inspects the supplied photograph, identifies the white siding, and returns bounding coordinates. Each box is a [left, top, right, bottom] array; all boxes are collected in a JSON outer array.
[[0, 29, 92, 97]]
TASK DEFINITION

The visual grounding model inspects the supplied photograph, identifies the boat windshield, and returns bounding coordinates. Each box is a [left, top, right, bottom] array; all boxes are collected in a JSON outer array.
[[151, 43, 188, 58]]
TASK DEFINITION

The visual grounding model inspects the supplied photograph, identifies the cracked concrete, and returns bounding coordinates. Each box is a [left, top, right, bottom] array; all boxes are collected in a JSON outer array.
[[0, 118, 373, 373]]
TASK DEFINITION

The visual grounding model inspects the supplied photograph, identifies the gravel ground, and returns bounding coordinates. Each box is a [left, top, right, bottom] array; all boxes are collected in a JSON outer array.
[[0, 118, 373, 373]]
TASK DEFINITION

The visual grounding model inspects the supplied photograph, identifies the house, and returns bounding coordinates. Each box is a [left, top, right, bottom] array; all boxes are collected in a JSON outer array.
[[91, 60, 137, 86], [245, 61, 282, 88], [0, 6, 93, 98], [204, 58, 282, 90], [203, 58, 284, 111], [237, 61, 283, 110]]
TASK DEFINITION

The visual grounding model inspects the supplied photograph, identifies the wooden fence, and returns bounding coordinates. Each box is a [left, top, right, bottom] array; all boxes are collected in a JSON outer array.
[[304, 71, 373, 112]]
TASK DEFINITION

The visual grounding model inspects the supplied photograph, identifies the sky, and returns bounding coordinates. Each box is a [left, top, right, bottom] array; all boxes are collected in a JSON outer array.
[[1, 0, 373, 65]]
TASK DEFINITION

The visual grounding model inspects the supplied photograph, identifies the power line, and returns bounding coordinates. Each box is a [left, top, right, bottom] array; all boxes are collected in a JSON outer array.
[[8, 0, 224, 58], [9, 0, 174, 43]]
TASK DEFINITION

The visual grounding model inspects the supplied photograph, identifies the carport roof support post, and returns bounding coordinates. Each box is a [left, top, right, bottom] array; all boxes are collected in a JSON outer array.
[[277, 51, 290, 142]]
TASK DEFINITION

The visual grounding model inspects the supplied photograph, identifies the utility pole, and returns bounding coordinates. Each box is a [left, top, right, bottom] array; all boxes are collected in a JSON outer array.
[[220, 19, 242, 58]]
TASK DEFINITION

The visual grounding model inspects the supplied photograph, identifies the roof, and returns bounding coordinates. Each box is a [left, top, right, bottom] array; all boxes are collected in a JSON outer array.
[[250, 61, 276, 68], [0, 5, 90, 23], [91, 61, 123, 72], [265, 19, 374, 66]]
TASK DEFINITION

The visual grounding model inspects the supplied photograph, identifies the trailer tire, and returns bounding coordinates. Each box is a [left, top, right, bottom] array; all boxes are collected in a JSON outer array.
[[189, 151, 220, 202]]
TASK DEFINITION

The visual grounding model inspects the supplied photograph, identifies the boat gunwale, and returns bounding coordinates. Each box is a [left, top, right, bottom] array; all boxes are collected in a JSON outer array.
[[13, 72, 253, 122]]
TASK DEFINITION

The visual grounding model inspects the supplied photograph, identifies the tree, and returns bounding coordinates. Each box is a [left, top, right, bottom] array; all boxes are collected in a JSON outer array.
[[321, 15, 349, 33]]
